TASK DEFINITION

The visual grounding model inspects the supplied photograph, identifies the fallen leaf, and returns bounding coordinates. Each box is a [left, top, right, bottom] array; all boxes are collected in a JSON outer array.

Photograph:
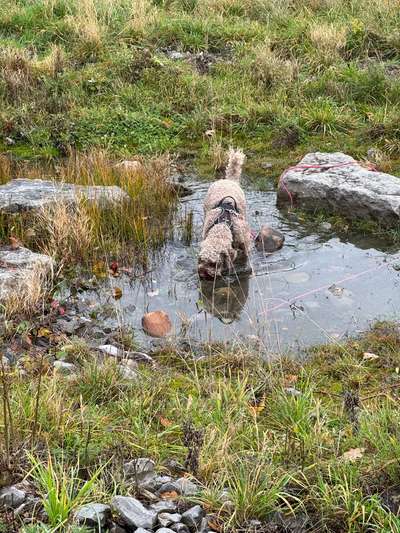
[[113, 287, 123, 300], [159, 416, 173, 428], [58, 306, 66, 316], [92, 261, 107, 279], [9, 236, 21, 250], [160, 490, 179, 500], [341, 447, 365, 462], [249, 395, 266, 415], [208, 518, 223, 532], [363, 352, 379, 361], [37, 327, 51, 338], [162, 118, 173, 128], [284, 374, 298, 386]]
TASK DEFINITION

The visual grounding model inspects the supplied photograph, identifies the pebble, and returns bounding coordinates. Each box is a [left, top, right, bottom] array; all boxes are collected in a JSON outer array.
[[0, 486, 26, 508], [74, 503, 111, 528], [142, 310, 172, 338], [53, 361, 77, 375], [320, 222, 333, 231], [157, 529, 175, 533], [181, 505, 205, 530], [118, 365, 138, 381], [112, 495, 158, 530], [158, 512, 182, 527], [255, 225, 285, 253], [170, 525, 190, 533], [284, 387, 303, 397]]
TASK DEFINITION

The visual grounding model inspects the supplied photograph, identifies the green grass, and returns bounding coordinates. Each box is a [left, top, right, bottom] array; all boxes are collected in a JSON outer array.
[[2, 323, 400, 530], [1, 0, 400, 175]]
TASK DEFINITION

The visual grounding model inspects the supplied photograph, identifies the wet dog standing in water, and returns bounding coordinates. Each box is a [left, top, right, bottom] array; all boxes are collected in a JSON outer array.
[[198, 149, 252, 279]]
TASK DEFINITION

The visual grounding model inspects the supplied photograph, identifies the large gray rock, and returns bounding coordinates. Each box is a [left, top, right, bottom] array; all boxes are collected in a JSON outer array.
[[0, 246, 53, 307], [0, 486, 26, 508], [111, 496, 157, 529], [74, 502, 111, 528], [277, 152, 400, 226], [0, 178, 130, 213]]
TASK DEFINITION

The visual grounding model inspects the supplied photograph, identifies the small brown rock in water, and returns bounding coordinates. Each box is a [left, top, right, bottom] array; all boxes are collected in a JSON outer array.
[[142, 311, 172, 338], [255, 225, 285, 253]]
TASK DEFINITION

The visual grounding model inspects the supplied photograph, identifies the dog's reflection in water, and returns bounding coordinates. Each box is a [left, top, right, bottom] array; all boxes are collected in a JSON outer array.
[[199, 274, 250, 324]]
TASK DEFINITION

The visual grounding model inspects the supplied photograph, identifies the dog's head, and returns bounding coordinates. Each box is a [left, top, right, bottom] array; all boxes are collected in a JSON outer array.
[[198, 241, 237, 279]]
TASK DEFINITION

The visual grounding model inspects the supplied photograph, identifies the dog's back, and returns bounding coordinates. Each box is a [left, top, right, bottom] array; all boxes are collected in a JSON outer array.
[[203, 149, 246, 215]]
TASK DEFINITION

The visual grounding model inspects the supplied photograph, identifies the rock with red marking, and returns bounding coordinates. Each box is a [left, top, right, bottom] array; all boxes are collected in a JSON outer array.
[[277, 152, 400, 226], [255, 225, 284, 253], [142, 311, 172, 338]]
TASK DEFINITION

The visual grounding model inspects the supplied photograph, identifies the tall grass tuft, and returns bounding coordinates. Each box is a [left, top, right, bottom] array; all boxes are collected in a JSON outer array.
[[29, 453, 105, 530]]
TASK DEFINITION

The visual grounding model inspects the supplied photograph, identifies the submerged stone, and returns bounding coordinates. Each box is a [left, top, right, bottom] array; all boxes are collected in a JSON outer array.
[[255, 225, 285, 253], [142, 310, 172, 338], [0, 178, 130, 213], [277, 152, 400, 226]]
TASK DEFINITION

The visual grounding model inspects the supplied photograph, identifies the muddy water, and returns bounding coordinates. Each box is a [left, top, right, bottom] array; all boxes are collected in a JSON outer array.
[[78, 180, 400, 353]]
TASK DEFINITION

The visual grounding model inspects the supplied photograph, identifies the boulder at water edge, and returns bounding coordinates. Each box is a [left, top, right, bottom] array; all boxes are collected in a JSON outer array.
[[277, 152, 400, 226], [0, 178, 130, 213]]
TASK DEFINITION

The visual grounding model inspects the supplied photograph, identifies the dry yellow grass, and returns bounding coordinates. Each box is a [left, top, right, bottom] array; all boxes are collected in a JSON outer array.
[[34, 45, 65, 78], [309, 23, 347, 65], [251, 41, 297, 88], [36, 201, 95, 266], [2, 256, 53, 317], [0, 155, 11, 184]]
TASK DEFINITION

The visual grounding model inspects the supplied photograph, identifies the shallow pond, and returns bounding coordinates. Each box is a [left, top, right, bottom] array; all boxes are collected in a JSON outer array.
[[74, 179, 400, 353]]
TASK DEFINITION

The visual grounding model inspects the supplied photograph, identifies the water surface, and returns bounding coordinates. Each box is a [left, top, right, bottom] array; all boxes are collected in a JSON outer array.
[[75, 179, 400, 353]]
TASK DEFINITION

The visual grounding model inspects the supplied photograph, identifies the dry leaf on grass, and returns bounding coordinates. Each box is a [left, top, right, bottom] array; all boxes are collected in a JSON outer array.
[[363, 352, 379, 361], [341, 447, 365, 462], [113, 287, 123, 300]]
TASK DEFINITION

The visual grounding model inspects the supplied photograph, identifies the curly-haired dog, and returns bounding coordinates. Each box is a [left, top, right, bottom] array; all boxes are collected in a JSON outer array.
[[198, 149, 251, 279]]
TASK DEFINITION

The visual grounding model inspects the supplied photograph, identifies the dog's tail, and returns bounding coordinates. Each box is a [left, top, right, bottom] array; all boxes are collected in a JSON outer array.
[[225, 148, 245, 182]]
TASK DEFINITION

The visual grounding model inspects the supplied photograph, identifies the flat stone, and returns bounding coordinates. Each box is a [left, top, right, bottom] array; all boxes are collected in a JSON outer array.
[[181, 506, 205, 530], [255, 225, 285, 253], [157, 529, 175, 533], [142, 310, 172, 338], [0, 486, 26, 508], [98, 344, 155, 364], [158, 513, 182, 527], [0, 246, 53, 307], [112, 496, 157, 530], [0, 178, 130, 213], [150, 500, 177, 514], [53, 360, 77, 375], [277, 152, 400, 226], [74, 502, 111, 528]]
